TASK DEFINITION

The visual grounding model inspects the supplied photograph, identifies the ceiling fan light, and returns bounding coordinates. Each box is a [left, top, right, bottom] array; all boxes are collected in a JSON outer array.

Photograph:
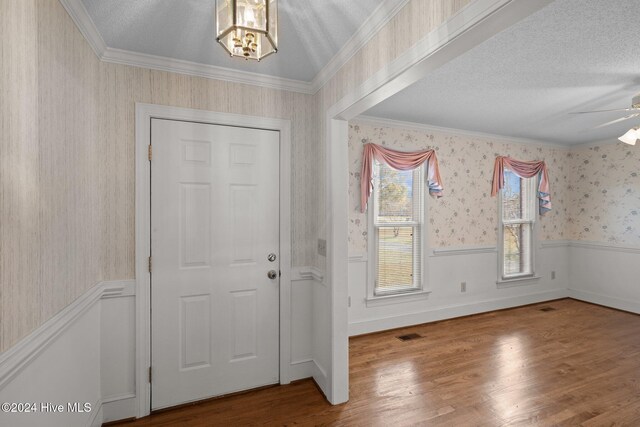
[[618, 128, 639, 145]]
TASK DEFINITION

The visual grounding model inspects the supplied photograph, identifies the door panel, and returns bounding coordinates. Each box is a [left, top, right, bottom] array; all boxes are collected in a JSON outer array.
[[151, 119, 280, 410]]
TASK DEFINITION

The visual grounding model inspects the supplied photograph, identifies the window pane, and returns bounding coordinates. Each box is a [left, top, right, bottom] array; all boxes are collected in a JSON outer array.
[[376, 226, 417, 292], [502, 170, 523, 220], [375, 164, 415, 223], [503, 223, 532, 277]]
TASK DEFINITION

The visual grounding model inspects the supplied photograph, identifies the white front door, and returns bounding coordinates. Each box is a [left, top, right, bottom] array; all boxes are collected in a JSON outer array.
[[150, 119, 280, 410]]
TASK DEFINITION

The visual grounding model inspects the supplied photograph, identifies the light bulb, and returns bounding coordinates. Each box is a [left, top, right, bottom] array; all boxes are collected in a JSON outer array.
[[618, 128, 639, 145], [244, 5, 255, 26]]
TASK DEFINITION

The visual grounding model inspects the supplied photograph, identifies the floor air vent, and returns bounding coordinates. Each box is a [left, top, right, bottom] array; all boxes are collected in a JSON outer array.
[[539, 307, 557, 312], [397, 333, 422, 341]]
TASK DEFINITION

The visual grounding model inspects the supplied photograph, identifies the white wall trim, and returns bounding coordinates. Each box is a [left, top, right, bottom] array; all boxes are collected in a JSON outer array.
[[569, 290, 640, 315], [571, 137, 623, 148], [135, 103, 293, 418], [287, 359, 315, 383], [58, 0, 313, 94], [431, 245, 497, 257], [102, 392, 136, 404], [59, 0, 107, 58], [569, 240, 640, 254], [0, 280, 134, 391], [349, 289, 569, 336], [310, 0, 410, 93], [90, 398, 104, 427], [96, 393, 137, 426], [311, 359, 328, 397], [60, 0, 411, 95], [294, 267, 324, 283], [424, 241, 569, 256], [101, 48, 314, 94], [540, 240, 571, 248], [348, 254, 368, 263], [353, 116, 570, 149], [91, 393, 135, 425]]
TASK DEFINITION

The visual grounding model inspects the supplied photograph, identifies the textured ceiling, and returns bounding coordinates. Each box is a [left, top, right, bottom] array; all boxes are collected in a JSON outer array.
[[81, 0, 383, 82], [365, 0, 640, 145]]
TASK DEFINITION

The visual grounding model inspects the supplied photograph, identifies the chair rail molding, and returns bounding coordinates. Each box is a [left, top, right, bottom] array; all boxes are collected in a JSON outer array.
[[0, 280, 134, 390]]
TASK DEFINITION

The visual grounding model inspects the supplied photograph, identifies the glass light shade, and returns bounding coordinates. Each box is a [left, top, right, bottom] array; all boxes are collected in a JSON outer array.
[[216, 0, 278, 61], [618, 128, 639, 145]]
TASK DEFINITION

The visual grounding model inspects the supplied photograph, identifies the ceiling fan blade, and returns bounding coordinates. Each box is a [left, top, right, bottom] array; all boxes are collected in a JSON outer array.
[[571, 107, 639, 114], [593, 113, 640, 129]]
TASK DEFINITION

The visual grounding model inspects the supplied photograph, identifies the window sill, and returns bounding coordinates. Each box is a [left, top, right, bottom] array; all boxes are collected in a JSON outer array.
[[496, 275, 541, 288], [365, 290, 431, 307]]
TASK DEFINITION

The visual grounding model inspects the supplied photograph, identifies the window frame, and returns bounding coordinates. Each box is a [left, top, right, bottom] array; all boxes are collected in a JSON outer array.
[[497, 170, 539, 284], [367, 161, 428, 302]]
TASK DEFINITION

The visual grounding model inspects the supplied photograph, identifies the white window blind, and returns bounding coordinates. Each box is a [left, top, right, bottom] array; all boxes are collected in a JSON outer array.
[[371, 161, 424, 295], [500, 169, 536, 279]]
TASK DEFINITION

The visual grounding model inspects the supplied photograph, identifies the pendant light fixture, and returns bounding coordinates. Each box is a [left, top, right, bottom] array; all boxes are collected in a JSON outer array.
[[216, 0, 278, 61]]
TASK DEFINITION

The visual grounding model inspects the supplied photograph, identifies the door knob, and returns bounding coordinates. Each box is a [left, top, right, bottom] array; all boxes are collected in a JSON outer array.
[[267, 270, 278, 280]]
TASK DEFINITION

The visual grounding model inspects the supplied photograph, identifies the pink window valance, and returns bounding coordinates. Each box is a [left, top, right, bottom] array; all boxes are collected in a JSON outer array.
[[360, 143, 444, 213], [491, 156, 551, 215]]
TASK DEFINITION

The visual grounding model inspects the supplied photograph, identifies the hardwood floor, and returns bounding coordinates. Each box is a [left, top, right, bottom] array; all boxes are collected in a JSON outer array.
[[113, 299, 640, 426]]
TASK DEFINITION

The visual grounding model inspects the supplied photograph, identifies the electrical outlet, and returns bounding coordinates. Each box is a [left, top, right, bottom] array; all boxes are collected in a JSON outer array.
[[551, 271, 556, 280], [461, 282, 467, 292], [317, 238, 327, 256]]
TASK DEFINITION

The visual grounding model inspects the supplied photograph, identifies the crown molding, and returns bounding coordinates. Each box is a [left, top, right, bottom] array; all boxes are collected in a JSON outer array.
[[310, 0, 410, 93], [572, 137, 626, 148], [59, 0, 314, 94], [353, 115, 577, 149], [59, 0, 107, 58], [59, 0, 410, 95], [100, 47, 314, 94]]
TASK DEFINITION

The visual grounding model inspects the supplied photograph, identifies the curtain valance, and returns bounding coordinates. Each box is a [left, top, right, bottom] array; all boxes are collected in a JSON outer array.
[[360, 143, 443, 213], [491, 156, 551, 215]]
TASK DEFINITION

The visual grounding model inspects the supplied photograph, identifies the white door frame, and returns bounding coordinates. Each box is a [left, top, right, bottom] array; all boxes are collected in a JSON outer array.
[[324, 0, 554, 404], [135, 103, 292, 418]]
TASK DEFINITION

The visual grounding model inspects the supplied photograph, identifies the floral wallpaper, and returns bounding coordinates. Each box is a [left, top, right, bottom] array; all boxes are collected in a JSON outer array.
[[567, 144, 640, 246], [348, 122, 570, 253]]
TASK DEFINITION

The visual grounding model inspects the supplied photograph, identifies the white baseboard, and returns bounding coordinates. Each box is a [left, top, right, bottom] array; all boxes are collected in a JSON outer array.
[[568, 289, 640, 315], [311, 360, 328, 398], [349, 289, 569, 336], [89, 398, 103, 427], [100, 393, 137, 424], [288, 359, 315, 382]]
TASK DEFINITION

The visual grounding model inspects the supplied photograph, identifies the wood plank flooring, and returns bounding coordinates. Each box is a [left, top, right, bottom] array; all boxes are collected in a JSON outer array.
[[113, 299, 640, 426]]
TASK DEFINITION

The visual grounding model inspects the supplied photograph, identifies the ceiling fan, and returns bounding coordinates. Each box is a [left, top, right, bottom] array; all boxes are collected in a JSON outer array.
[[571, 93, 640, 145]]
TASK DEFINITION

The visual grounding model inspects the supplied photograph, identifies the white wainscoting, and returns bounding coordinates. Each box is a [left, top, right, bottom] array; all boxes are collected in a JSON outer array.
[[568, 241, 640, 314], [0, 267, 328, 427], [0, 280, 135, 427], [0, 272, 322, 426], [347, 242, 571, 336], [101, 283, 136, 423], [292, 267, 329, 397], [1, 241, 633, 426]]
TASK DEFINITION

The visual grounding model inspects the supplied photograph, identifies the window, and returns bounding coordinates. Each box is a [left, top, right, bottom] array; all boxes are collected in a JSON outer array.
[[370, 161, 424, 296], [499, 169, 537, 280]]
